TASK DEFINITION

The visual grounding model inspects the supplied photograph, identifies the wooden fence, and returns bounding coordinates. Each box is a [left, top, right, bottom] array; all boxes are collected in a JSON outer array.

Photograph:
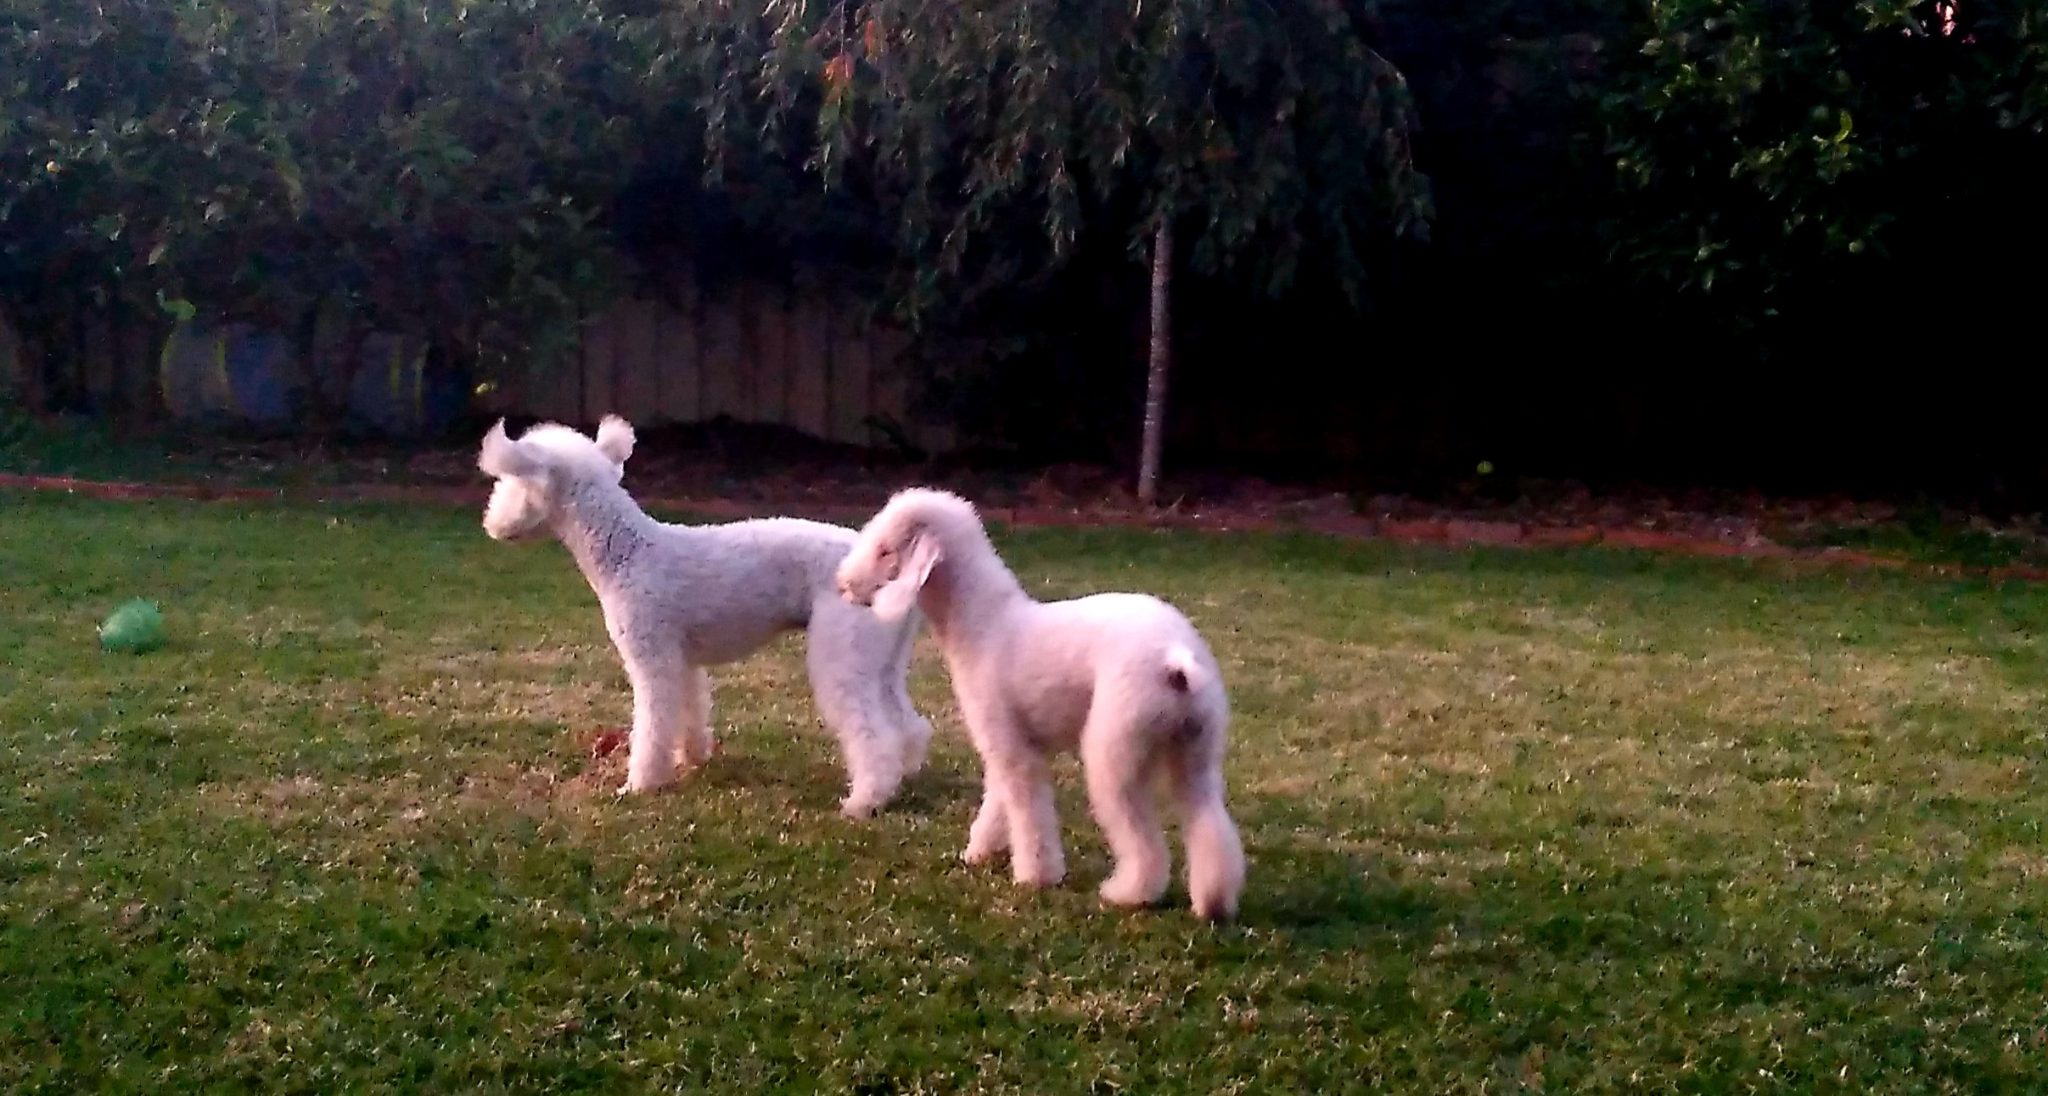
[[506, 280, 952, 451], [1, 277, 957, 452]]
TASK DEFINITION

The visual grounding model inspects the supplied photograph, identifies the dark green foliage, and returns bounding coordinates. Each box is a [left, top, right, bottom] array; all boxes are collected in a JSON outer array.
[[0, 0, 646, 387], [0, 0, 1433, 384], [1600, 0, 2048, 314]]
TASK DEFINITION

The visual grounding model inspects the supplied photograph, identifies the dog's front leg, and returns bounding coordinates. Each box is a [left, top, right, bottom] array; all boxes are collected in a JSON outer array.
[[617, 640, 687, 795], [965, 715, 1065, 887]]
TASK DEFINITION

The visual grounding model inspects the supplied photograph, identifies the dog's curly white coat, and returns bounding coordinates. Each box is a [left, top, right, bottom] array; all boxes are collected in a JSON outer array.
[[836, 487, 1247, 919], [477, 417, 933, 815]]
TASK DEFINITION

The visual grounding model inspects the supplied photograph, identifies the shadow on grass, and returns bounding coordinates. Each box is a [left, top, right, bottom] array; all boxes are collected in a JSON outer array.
[[1249, 845, 1446, 945], [689, 750, 984, 821]]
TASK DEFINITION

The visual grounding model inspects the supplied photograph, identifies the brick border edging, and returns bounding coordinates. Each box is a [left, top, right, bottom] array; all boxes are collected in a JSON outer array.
[[6, 471, 2046, 584]]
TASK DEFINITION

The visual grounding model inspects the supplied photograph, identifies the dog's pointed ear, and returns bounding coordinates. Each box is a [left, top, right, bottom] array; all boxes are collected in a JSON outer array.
[[594, 415, 635, 465], [478, 419, 541, 479], [870, 532, 942, 623]]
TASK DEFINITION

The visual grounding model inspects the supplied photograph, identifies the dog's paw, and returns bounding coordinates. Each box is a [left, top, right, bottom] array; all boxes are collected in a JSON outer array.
[[961, 843, 1006, 867], [1012, 860, 1067, 889], [1098, 871, 1168, 909], [678, 735, 720, 768], [617, 772, 673, 796], [839, 795, 883, 820]]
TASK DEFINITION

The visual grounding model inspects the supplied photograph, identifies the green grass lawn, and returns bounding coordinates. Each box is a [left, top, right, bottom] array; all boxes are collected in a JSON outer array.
[[3, 491, 2046, 1093]]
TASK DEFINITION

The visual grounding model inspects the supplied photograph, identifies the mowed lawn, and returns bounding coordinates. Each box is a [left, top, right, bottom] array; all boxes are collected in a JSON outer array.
[[3, 491, 2046, 1093]]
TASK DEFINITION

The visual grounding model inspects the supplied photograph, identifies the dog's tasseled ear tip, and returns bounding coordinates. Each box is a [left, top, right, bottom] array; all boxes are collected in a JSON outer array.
[[869, 533, 941, 622], [478, 421, 503, 471], [595, 414, 636, 464], [479, 419, 535, 478]]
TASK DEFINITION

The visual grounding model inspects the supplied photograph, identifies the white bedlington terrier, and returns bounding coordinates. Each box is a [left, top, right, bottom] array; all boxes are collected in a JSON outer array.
[[476, 416, 933, 817], [834, 488, 1247, 920]]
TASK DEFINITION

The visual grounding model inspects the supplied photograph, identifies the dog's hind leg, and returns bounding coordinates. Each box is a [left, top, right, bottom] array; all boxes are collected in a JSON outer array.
[[806, 599, 912, 818], [880, 614, 934, 778], [673, 663, 715, 768], [1083, 705, 1172, 909]]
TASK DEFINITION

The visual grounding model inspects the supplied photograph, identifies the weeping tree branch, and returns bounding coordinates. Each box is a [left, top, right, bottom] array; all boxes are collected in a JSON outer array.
[[694, 1, 1430, 493]]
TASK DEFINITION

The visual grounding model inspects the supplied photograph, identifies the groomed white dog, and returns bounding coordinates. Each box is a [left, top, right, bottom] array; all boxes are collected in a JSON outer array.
[[477, 416, 933, 816], [835, 488, 1246, 920]]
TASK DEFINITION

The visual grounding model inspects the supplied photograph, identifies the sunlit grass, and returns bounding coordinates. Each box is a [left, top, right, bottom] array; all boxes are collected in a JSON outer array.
[[4, 492, 2046, 1092]]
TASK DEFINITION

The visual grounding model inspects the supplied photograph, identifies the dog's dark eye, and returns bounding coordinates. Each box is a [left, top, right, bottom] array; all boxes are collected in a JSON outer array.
[[879, 546, 896, 559]]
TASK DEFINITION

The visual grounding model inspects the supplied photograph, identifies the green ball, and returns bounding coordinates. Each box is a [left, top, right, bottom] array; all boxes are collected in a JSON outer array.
[[1476, 460, 1495, 476], [100, 598, 166, 654]]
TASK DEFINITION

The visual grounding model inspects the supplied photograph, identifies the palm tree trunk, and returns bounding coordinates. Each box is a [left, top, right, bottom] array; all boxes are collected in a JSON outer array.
[[1137, 219, 1172, 508]]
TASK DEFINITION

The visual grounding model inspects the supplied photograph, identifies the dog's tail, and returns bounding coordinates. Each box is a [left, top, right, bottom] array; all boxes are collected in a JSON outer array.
[[1163, 643, 1204, 694]]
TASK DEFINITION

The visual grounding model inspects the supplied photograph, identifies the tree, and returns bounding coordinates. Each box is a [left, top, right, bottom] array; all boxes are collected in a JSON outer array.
[[745, 0, 1431, 502]]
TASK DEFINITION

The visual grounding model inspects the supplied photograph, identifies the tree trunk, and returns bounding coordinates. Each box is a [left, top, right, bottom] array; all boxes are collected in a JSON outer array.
[[1137, 219, 1172, 508], [0, 305, 36, 413]]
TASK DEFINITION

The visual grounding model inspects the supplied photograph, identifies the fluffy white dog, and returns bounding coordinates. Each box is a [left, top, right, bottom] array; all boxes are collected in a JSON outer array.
[[835, 487, 1246, 919], [477, 416, 933, 816]]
